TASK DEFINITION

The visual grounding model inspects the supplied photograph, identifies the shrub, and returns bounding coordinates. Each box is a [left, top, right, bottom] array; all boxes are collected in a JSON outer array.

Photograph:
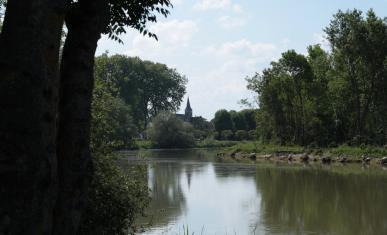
[[235, 130, 248, 140], [78, 154, 149, 235], [221, 130, 234, 140], [248, 130, 257, 140], [147, 112, 195, 148]]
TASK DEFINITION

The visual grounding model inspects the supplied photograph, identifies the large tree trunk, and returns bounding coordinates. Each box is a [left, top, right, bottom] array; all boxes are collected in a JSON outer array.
[[0, 0, 65, 234], [53, 0, 108, 234]]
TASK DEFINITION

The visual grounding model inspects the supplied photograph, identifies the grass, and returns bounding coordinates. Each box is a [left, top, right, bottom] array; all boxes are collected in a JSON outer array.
[[226, 142, 387, 159], [133, 139, 153, 149], [133, 139, 387, 159], [227, 142, 304, 155]]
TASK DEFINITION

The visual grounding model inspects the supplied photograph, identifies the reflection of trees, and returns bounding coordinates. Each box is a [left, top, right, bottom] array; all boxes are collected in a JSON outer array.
[[254, 167, 387, 235], [213, 163, 256, 179], [135, 149, 212, 229], [140, 162, 187, 228]]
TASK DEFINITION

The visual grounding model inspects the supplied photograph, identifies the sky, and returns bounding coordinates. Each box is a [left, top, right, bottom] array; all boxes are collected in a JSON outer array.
[[96, 0, 387, 120]]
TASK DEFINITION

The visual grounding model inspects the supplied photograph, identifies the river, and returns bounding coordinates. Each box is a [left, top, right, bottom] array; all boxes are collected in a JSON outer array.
[[119, 149, 387, 235]]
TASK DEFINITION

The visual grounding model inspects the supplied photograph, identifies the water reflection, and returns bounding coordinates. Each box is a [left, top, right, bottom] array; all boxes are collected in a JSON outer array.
[[255, 166, 387, 235], [122, 149, 387, 235]]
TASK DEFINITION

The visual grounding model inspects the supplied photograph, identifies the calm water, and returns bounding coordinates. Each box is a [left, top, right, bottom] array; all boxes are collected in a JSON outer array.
[[119, 149, 387, 235]]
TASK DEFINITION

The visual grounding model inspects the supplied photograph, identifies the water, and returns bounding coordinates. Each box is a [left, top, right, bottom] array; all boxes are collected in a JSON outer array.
[[119, 149, 387, 235]]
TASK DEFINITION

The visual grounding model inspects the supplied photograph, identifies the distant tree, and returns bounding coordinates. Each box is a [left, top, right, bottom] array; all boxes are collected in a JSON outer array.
[[192, 116, 214, 138], [230, 111, 247, 131], [235, 130, 248, 140], [221, 130, 234, 140], [214, 109, 234, 132], [240, 109, 257, 131], [147, 112, 195, 148]]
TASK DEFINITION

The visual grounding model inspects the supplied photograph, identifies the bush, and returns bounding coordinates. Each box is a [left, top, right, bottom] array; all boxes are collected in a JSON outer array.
[[248, 130, 257, 140], [147, 112, 195, 148], [235, 130, 248, 140], [78, 154, 149, 235], [221, 130, 234, 140]]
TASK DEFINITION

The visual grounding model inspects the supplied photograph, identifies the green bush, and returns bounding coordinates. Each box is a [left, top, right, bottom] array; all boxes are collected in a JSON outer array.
[[235, 130, 248, 140], [221, 130, 234, 140], [78, 154, 149, 235], [147, 112, 195, 148], [247, 130, 257, 140], [80, 79, 150, 235]]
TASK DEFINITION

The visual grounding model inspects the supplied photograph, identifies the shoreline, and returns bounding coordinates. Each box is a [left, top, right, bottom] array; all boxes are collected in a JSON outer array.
[[216, 151, 387, 167]]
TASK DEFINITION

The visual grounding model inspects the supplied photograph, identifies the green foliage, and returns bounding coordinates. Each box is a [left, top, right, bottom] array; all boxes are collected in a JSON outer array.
[[235, 130, 248, 141], [247, 9, 387, 147], [228, 142, 305, 155], [147, 112, 195, 148], [220, 130, 234, 140], [213, 109, 233, 132], [95, 54, 187, 130], [85, 71, 150, 235], [213, 109, 257, 141], [69, 0, 172, 42], [191, 116, 214, 139], [91, 78, 137, 153], [78, 154, 150, 235]]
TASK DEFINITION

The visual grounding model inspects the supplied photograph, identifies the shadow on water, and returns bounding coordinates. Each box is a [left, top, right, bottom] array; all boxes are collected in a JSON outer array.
[[120, 149, 387, 235]]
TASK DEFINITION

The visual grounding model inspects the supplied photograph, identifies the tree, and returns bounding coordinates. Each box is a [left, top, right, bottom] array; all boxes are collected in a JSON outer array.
[[56, 1, 173, 234], [325, 9, 387, 144], [230, 110, 247, 131], [247, 50, 313, 145], [0, 0, 172, 234], [94, 54, 187, 130], [90, 78, 136, 153], [214, 109, 233, 133], [147, 112, 195, 148], [0, 1, 67, 233]]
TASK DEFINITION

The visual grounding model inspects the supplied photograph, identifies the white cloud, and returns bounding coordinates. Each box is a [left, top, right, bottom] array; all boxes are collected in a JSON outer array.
[[126, 20, 198, 58], [204, 39, 277, 62], [194, 0, 232, 10], [232, 4, 243, 13], [217, 15, 247, 29], [194, 0, 243, 13], [186, 39, 278, 116]]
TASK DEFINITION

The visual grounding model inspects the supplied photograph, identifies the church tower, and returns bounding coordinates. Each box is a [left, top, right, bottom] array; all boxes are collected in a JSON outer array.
[[184, 97, 193, 122]]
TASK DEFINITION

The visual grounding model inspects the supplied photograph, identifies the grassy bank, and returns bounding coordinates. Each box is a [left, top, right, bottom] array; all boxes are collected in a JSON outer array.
[[134, 139, 387, 158], [226, 141, 387, 158]]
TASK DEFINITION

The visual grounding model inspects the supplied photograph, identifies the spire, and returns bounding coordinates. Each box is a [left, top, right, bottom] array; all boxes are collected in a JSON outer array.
[[184, 97, 192, 121], [186, 97, 192, 110]]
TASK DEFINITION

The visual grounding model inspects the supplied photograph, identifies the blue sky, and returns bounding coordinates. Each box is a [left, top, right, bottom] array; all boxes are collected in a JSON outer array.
[[96, 0, 387, 120]]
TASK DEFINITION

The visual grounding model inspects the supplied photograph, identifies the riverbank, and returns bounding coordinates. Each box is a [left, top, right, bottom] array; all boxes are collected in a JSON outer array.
[[218, 142, 387, 166], [133, 140, 387, 166]]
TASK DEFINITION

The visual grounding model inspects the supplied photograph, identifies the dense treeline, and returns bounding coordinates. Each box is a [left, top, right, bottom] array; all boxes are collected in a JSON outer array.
[[247, 9, 387, 147], [213, 109, 257, 140]]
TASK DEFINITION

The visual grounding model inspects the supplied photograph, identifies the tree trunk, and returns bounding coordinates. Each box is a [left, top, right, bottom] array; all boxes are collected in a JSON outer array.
[[53, 1, 108, 234], [0, 0, 65, 234]]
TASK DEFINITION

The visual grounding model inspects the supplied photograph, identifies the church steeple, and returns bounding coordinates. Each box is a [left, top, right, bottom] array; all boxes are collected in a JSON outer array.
[[184, 97, 192, 122]]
